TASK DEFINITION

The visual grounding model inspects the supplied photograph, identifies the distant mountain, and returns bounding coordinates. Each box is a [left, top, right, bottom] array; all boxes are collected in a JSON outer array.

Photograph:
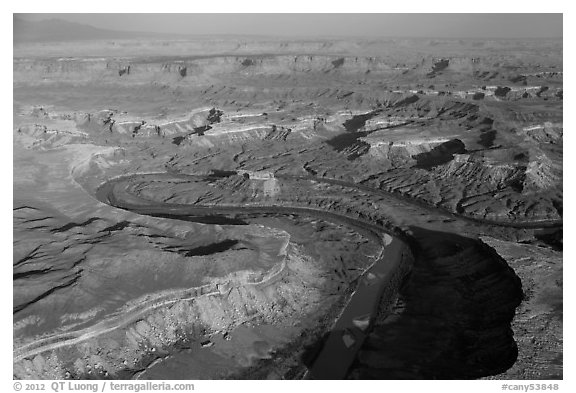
[[13, 15, 175, 43]]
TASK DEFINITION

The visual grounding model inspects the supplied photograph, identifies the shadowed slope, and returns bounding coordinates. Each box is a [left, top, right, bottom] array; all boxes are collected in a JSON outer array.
[[348, 227, 522, 379]]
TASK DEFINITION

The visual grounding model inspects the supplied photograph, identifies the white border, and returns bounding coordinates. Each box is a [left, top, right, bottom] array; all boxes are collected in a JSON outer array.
[[3, 3, 571, 392]]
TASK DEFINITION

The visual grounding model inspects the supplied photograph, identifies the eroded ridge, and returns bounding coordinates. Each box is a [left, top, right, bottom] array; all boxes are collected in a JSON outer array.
[[14, 231, 291, 363], [14, 33, 561, 380]]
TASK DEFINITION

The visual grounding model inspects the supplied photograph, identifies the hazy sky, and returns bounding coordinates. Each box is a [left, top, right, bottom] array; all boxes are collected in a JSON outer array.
[[18, 13, 563, 38]]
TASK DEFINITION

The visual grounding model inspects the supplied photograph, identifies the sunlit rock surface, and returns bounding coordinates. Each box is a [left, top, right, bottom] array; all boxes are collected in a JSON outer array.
[[13, 35, 561, 380]]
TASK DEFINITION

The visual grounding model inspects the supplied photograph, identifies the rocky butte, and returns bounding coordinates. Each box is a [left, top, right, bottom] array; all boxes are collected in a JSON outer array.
[[13, 29, 562, 380]]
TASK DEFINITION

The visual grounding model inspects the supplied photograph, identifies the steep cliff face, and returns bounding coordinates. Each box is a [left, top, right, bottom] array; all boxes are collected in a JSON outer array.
[[13, 55, 399, 86], [349, 228, 523, 379], [19, 54, 562, 97], [480, 237, 562, 379], [13, 36, 562, 380], [13, 143, 384, 380]]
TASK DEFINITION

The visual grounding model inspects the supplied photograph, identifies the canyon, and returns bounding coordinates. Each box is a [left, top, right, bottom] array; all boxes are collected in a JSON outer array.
[[13, 35, 562, 380]]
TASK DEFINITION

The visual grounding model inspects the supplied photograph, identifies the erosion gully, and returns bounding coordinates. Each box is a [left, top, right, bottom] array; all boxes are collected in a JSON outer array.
[[94, 173, 412, 379], [16, 169, 556, 378]]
